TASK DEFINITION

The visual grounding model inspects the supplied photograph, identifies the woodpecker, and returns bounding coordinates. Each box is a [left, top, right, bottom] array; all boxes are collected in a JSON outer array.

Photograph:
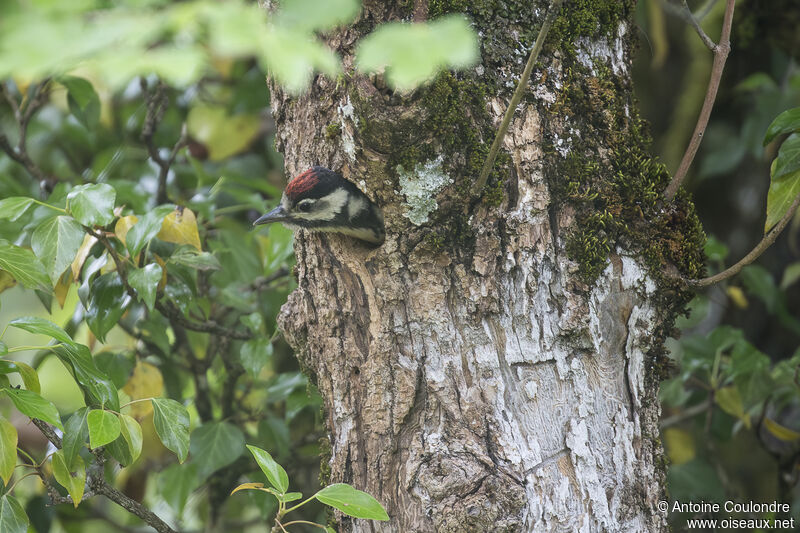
[[253, 166, 385, 246]]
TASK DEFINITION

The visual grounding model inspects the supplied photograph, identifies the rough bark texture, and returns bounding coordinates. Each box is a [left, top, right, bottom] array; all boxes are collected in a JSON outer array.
[[270, 2, 696, 531]]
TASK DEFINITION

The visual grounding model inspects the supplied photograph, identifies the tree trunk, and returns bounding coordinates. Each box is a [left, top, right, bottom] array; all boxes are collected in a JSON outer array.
[[271, 1, 703, 531]]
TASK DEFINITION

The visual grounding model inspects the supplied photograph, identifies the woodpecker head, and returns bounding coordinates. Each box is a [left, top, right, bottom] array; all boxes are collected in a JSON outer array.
[[254, 166, 385, 246]]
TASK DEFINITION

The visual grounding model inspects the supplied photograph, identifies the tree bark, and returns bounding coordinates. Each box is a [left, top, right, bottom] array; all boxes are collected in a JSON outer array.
[[271, 2, 695, 531]]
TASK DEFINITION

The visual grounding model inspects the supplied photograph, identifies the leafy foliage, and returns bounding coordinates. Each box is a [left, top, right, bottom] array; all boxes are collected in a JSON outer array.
[[0, 0, 471, 529]]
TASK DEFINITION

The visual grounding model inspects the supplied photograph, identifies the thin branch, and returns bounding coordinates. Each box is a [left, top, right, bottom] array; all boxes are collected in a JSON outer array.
[[664, 0, 736, 201], [471, 0, 564, 198], [0, 80, 52, 186], [687, 191, 800, 288], [31, 419, 178, 533]]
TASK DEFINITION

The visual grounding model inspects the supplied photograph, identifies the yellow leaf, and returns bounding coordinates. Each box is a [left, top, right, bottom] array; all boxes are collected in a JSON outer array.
[[715, 386, 751, 429], [71, 233, 98, 281], [662, 427, 695, 466], [0, 271, 16, 294], [157, 207, 202, 251], [231, 482, 264, 495], [115, 215, 139, 246], [764, 418, 800, 443], [726, 286, 748, 309], [122, 362, 164, 419], [54, 270, 72, 308], [186, 105, 261, 161]]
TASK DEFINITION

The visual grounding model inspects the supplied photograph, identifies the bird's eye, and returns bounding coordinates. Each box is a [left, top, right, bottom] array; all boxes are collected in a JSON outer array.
[[296, 200, 314, 212]]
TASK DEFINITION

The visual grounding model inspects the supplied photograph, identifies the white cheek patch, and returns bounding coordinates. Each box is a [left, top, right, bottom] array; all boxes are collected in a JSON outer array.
[[280, 193, 291, 212], [296, 188, 349, 221], [347, 195, 367, 219]]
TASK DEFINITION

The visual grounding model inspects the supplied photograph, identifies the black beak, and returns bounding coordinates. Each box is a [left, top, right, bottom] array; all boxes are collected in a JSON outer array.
[[253, 206, 289, 226]]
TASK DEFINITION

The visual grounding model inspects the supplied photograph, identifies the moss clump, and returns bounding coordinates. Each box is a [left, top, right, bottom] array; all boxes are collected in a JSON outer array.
[[325, 123, 341, 139], [545, 63, 705, 290]]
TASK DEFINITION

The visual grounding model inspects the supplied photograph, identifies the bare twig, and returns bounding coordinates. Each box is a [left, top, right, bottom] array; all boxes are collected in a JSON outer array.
[[0, 80, 52, 186], [664, 0, 736, 201], [141, 80, 186, 204], [688, 192, 800, 288], [471, 0, 564, 198]]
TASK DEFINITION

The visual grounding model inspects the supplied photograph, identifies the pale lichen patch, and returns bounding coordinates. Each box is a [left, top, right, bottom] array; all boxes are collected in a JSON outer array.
[[396, 156, 452, 225]]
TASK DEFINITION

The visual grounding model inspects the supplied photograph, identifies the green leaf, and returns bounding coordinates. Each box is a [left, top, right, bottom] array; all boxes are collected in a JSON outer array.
[[715, 386, 750, 428], [356, 15, 479, 90], [60, 76, 101, 129], [151, 398, 190, 463], [256, 28, 340, 94], [281, 492, 303, 503], [128, 264, 163, 311], [118, 414, 143, 463], [0, 341, 5, 356], [186, 105, 261, 161], [158, 462, 200, 514], [67, 183, 116, 227], [0, 416, 18, 485], [168, 247, 220, 271], [0, 197, 34, 221], [772, 133, 800, 181], [189, 421, 245, 478], [87, 409, 121, 448], [126, 205, 175, 257], [31, 215, 85, 284], [315, 483, 389, 521], [51, 450, 86, 508], [2, 387, 63, 430], [85, 272, 131, 342], [765, 165, 800, 233], [764, 107, 800, 145], [764, 418, 800, 442], [0, 494, 29, 533], [0, 240, 51, 292], [780, 262, 800, 290], [62, 407, 90, 469], [246, 444, 289, 494], [8, 316, 75, 346], [52, 343, 120, 410], [0, 360, 40, 394], [275, 0, 360, 32], [240, 338, 273, 378]]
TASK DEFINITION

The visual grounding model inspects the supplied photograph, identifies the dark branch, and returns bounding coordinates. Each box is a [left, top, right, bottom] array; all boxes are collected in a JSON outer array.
[[471, 0, 564, 198], [664, 0, 736, 201], [141, 79, 186, 204]]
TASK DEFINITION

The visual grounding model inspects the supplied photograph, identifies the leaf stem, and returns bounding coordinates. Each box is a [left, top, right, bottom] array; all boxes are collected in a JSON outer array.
[[283, 495, 317, 515]]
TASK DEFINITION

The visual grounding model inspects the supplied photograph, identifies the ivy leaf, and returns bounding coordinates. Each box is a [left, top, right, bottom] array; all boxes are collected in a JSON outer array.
[[0, 240, 51, 292], [61, 407, 90, 469], [67, 183, 116, 227], [274, 0, 359, 32], [31, 215, 85, 284], [8, 316, 75, 346], [157, 206, 202, 250], [189, 421, 245, 478], [87, 409, 121, 448], [151, 398, 190, 463], [60, 76, 100, 129], [128, 264, 163, 311], [168, 247, 220, 271], [0, 417, 18, 485], [126, 205, 175, 257], [186, 106, 261, 162], [314, 483, 389, 521], [118, 414, 143, 463], [2, 387, 63, 430], [714, 386, 750, 429], [0, 494, 29, 533], [85, 272, 131, 342], [246, 444, 288, 494], [764, 107, 800, 145], [51, 450, 86, 508], [0, 197, 34, 221]]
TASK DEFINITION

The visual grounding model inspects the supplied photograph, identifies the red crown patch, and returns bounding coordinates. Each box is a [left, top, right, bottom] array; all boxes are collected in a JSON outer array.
[[285, 168, 319, 200]]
